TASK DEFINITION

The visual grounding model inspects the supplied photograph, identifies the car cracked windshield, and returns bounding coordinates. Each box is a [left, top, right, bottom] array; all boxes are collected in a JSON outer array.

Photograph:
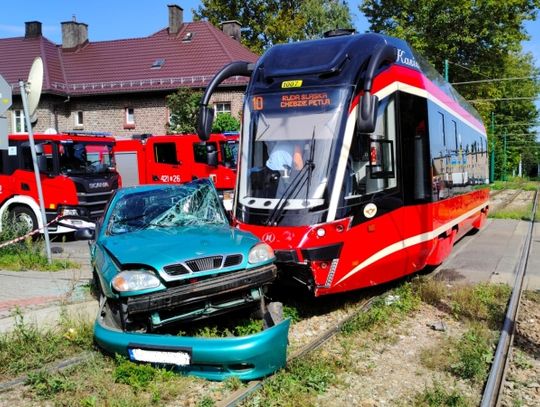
[[108, 180, 227, 235], [59, 142, 115, 174]]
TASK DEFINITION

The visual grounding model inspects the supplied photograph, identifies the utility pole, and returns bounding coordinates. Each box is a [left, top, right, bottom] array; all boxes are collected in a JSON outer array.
[[503, 130, 507, 181], [490, 112, 495, 182], [444, 59, 449, 81]]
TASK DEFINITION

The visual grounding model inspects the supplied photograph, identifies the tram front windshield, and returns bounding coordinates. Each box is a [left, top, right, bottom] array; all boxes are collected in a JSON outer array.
[[238, 87, 349, 211]]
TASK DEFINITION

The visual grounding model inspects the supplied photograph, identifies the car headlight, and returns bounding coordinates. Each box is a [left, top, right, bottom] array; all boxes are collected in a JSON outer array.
[[112, 270, 161, 292], [248, 243, 275, 264]]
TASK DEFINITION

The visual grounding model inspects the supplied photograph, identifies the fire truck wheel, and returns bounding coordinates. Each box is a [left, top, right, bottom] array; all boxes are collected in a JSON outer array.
[[9, 206, 38, 235]]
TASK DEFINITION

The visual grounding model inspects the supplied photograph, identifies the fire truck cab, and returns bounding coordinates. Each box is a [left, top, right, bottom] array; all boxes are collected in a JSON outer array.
[[0, 132, 120, 236], [114, 133, 238, 209]]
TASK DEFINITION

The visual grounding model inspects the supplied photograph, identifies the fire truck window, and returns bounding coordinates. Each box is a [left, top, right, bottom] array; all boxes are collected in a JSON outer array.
[[346, 96, 397, 199], [193, 142, 217, 164], [154, 143, 178, 164]]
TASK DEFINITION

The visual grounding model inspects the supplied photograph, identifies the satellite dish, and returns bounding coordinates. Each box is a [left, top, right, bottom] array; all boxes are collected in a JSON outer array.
[[26, 57, 43, 124]]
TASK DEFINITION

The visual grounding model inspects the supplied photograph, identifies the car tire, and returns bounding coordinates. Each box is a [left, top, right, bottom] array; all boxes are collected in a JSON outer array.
[[9, 206, 38, 235]]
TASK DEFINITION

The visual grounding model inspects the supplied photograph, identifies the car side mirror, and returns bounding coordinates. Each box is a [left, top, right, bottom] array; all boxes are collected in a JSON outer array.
[[357, 91, 378, 134], [74, 228, 95, 240], [197, 105, 214, 142]]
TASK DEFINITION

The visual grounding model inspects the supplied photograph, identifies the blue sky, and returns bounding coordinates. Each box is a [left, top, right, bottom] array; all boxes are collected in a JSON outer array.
[[1, 0, 538, 111]]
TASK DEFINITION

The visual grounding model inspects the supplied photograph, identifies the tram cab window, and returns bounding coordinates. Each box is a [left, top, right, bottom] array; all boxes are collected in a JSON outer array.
[[346, 96, 397, 199]]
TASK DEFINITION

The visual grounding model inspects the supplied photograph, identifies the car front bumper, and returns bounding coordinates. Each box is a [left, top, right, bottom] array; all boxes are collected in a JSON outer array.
[[94, 303, 290, 381]]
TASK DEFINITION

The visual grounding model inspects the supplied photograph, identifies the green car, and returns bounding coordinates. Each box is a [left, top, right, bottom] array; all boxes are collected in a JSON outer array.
[[84, 179, 289, 380]]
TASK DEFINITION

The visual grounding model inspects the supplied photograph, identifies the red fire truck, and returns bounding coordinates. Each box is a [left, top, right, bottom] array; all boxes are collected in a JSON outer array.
[[0, 132, 120, 235], [197, 32, 490, 296], [114, 133, 238, 209]]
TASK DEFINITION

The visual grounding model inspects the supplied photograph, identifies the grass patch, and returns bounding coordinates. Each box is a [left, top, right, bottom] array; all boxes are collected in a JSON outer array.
[[412, 382, 471, 406], [23, 353, 201, 406], [412, 278, 510, 328], [245, 354, 338, 407], [421, 323, 495, 383], [489, 205, 534, 221], [448, 283, 510, 327], [0, 217, 78, 271], [0, 309, 93, 380], [181, 316, 264, 338], [449, 324, 494, 382], [490, 178, 539, 191], [342, 282, 421, 334]]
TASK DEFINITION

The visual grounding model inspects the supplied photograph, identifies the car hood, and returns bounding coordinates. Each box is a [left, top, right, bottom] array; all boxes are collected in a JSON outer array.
[[101, 226, 261, 269]]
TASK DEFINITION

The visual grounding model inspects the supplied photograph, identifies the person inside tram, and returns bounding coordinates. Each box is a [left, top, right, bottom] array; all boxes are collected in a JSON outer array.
[[264, 140, 304, 197]]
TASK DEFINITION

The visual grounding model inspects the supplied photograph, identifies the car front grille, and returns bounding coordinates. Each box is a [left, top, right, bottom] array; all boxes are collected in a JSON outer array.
[[163, 254, 244, 276]]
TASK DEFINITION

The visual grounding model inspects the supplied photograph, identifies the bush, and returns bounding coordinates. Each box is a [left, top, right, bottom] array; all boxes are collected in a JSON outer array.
[[212, 113, 240, 133]]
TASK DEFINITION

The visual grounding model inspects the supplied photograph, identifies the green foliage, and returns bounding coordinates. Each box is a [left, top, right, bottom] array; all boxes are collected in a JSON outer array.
[[114, 355, 175, 390], [197, 396, 216, 407], [248, 355, 336, 406], [26, 370, 76, 399], [194, 0, 353, 53], [449, 283, 510, 328], [166, 88, 203, 134], [0, 215, 77, 271], [211, 112, 240, 133], [449, 325, 494, 382], [342, 282, 420, 333], [0, 310, 93, 380], [282, 305, 301, 323], [360, 0, 540, 178], [490, 178, 539, 191], [413, 382, 470, 407]]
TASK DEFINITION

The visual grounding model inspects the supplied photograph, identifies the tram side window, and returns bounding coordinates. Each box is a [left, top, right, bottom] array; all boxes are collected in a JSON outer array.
[[346, 96, 397, 198]]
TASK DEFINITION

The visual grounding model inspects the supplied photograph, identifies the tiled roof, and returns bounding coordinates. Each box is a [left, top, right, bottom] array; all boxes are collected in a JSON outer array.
[[0, 21, 258, 96]]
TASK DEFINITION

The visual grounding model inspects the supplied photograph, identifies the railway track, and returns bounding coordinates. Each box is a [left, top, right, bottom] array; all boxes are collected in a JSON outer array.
[[481, 188, 539, 407], [216, 294, 380, 407]]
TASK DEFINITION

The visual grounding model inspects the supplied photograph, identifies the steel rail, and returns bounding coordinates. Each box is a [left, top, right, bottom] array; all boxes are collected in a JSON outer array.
[[480, 188, 538, 407], [0, 352, 94, 393], [216, 295, 378, 407]]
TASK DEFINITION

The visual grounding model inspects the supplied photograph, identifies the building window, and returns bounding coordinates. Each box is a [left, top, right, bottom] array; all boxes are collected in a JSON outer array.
[[13, 110, 28, 133], [124, 107, 135, 129], [75, 111, 84, 127], [214, 102, 231, 115]]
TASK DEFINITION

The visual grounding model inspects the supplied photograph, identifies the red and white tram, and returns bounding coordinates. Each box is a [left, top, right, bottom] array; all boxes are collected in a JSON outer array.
[[197, 32, 489, 296]]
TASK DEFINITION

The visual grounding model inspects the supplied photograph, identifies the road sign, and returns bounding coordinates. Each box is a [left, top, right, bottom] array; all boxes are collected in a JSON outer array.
[[0, 74, 12, 115]]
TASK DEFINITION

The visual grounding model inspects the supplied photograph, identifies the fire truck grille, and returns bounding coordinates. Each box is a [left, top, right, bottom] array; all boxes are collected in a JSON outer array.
[[77, 190, 115, 219]]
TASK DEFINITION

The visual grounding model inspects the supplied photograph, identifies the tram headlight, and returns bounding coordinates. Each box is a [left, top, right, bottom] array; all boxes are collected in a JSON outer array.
[[316, 227, 326, 237], [112, 270, 161, 292], [248, 243, 275, 264]]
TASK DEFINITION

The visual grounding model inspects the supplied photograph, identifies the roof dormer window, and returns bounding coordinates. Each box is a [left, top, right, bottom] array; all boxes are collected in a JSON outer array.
[[151, 58, 165, 69], [182, 32, 193, 42]]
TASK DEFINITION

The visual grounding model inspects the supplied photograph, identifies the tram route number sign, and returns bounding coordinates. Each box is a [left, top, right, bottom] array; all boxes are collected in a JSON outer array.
[[0, 74, 13, 150]]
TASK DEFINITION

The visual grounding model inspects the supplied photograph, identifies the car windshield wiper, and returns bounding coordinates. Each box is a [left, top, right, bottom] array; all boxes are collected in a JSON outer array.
[[265, 129, 317, 226]]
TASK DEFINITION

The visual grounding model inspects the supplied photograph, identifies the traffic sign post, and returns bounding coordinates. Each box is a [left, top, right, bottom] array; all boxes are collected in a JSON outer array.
[[0, 74, 12, 150]]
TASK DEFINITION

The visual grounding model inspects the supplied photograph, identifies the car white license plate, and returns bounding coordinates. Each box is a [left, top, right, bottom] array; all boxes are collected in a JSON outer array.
[[128, 348, 191, 366]]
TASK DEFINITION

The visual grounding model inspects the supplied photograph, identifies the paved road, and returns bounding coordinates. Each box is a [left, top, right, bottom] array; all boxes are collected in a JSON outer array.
[[0, 239, 94, 332], [437, 219, 540, 290], [0, 219, 538, 333]]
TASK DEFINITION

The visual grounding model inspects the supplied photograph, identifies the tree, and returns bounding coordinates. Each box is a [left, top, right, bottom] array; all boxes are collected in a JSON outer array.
[[166, 88, 202, 134], [194, 0, 353, 53], [360, 0, 540, 179]]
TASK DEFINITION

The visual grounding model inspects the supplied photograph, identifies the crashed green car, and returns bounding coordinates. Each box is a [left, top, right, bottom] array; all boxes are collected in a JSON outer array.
[[84, 179, 289, 380]]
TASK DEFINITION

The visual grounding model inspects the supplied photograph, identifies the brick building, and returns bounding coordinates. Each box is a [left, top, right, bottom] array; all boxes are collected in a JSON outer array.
[[0, 4, 258, 138]]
